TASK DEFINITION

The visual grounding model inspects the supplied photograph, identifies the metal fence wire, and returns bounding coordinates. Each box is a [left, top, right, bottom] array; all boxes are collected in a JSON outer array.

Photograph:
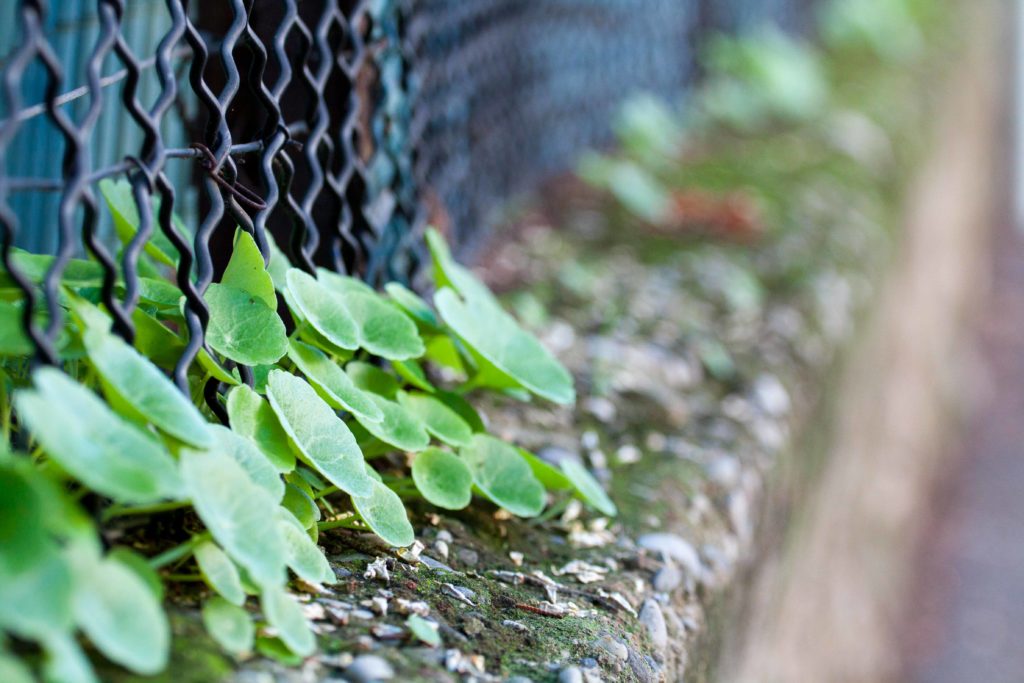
[[0, 0, 812, 389]]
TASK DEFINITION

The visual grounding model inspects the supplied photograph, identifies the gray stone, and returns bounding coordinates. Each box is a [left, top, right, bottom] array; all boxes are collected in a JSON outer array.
[[626, 648, 662, 683], [344, 654, 395, 682], [558, 666, 584, 683], [637, 533, 701, 576], [651, 565, 683, 593], [456, 547, 479, 567], [639, 599, 667, 652], [591, 633, 628, 661]]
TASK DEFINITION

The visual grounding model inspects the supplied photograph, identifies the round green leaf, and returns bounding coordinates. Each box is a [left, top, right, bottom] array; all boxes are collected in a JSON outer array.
[[0, 545, 73, 640], [385, 282, 440, 329], [406, 614, 441, 647], [194, 541, 246, 606], [202, 597, 254, 656], [99, 178, 184, 268], [221, 230, 276, 308], [0, 464, 49, 574], [517, 449, 573, 491], [0, 301, 32, 356], [435, 288, 575, 404], [83, 329, 212, 448], [287, 340, 382, 422], [343, 291, 425, 361], [315, 268, 374, 295], [70, 551, 170, 675], [41, 632, 97, 683], [266, 371, 374, 498], [397, 391, 472, 447], [260, 586, 315, 657], [226, 385, 296, 473], [279, 513, 335, 585], [411, 448, 472, 510], [560, 460, 617, 516], [208, 425, 283, 502], [180, 449, 287, 589], [281, 482, 320, 530], [0, 653, 35, 683], [346, 361, 400, 398], [197, 348, 241, 386], [352, 479, 415, 547], [107, 547, 164, 601], [425, 228, 497, 305], [460, 435, 546, 517], [392, 359, 435, 392], [205, 283, 288, 366], [15, 368, 183, 504], [285, 269, 359, 350], [355, 395, 430, 453]]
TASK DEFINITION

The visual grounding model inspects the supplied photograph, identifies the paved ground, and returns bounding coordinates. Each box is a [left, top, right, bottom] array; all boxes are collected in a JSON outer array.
[[906, 100, 1024, 683]]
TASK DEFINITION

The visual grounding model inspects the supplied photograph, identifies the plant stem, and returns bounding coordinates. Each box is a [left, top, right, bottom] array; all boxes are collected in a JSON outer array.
[[148, 532, 210, 570], [312, 485, 338, 501], [102, 500, 190, 522], [317, 515, 364, 532]]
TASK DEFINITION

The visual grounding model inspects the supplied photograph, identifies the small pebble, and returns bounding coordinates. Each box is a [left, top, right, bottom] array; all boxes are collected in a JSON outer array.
[[344, 654, 394, 682], [652, 565, 683, 593], [456, 548, 479, 567], [591, 633, 628, 661], [559, 666, 584, 683], [639, 599, 667, 652], [637, 532, 701, 576]]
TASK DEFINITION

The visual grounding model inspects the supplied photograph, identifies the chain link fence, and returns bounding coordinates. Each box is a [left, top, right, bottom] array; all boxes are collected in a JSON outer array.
[[0, 0, 813, 374]]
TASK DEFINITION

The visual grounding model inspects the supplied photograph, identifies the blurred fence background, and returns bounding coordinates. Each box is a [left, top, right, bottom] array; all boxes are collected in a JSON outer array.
[[0, 0, 815, 366]]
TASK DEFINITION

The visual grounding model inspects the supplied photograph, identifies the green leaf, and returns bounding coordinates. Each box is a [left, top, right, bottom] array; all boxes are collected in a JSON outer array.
[[266, 370, 374, 498], [15, 368, 184, 504], [107, 547, 164, 601], [281, 482, 320, 529], [355, 395, 430, 453], [180, 449, 287, 589], [411, 448, 472, 510], [314, 270, 425, 359], [194, 541, 246, 606], [346, 361, 400, 399], [202, 597, 254, 656], [197, 348, 241, 386], [434, 390, 486, 432], [255, 636, 303, 666], [226, 385, 296, 473], [205, 283, 288, 366], [208, 424, 284, 502], [69, 549, 170, 675], [279, 512, 335, 584], [435, 287, 575, 404], [0, 544, 73, 640], [425, 228, 497, 305], [460, 435, 546, 517], [222, 230, 277, 308], [260, 586, 315, 657], [392, 359, 435, 392], [560, 460, 617, 516], [518, 449, 573, 491], [385, 282, 440, 329], [0, 301, 32, 356], [0, 248, 104, 288], [83, 328, 212, 448], [0, 463, 50, 574], [287, 340, 382, 422], [265, 238, 293, 293], [352, 479, 415, 547], [42, 632, 98, 683], [406, 614, 441, 647], [285, 269, 359, 350], [99, 178, 185, 267], [424, 335, 467, 374], [137, 278, 184, 312], [397, 391, 472, 447], [0, 653, 35, 683], [131, 307, 185, 369]]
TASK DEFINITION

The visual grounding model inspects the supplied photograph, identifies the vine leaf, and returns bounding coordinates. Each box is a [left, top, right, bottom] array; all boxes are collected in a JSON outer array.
[[352, 479, 415, 547], [205, 283, 288, 366], [99, 178, 186, 268], [285, 269, 359, 350], [517, 448, 573, 491], [397, 391, 472, 447], [287, 340, 382, 423], [83, 329, 212, 448], [385, 282, 440, 330], [201, 597, 254, 656], [260, 585, 315, 657], [392, 359, 435, 392], [435, 287, 575, 405], [560, 460, 618, 516], [406, 614, 441, 647], [221, 229, 276, 308], [279, 512, 335, 585], [179, 449, 287, 590], [226, 385, 297, 473], [69, 547, 170, 675], [460, 435, 546, 517], [346, 361, 400, 399], [208, 424, 284, 502], [15, 368, 183, 504], [281, 483, 320, 529], [194, 541, 246, 606], [356, 395, 430, 453], [411, 448, 473, 510], [266, 370, 374, 498]]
